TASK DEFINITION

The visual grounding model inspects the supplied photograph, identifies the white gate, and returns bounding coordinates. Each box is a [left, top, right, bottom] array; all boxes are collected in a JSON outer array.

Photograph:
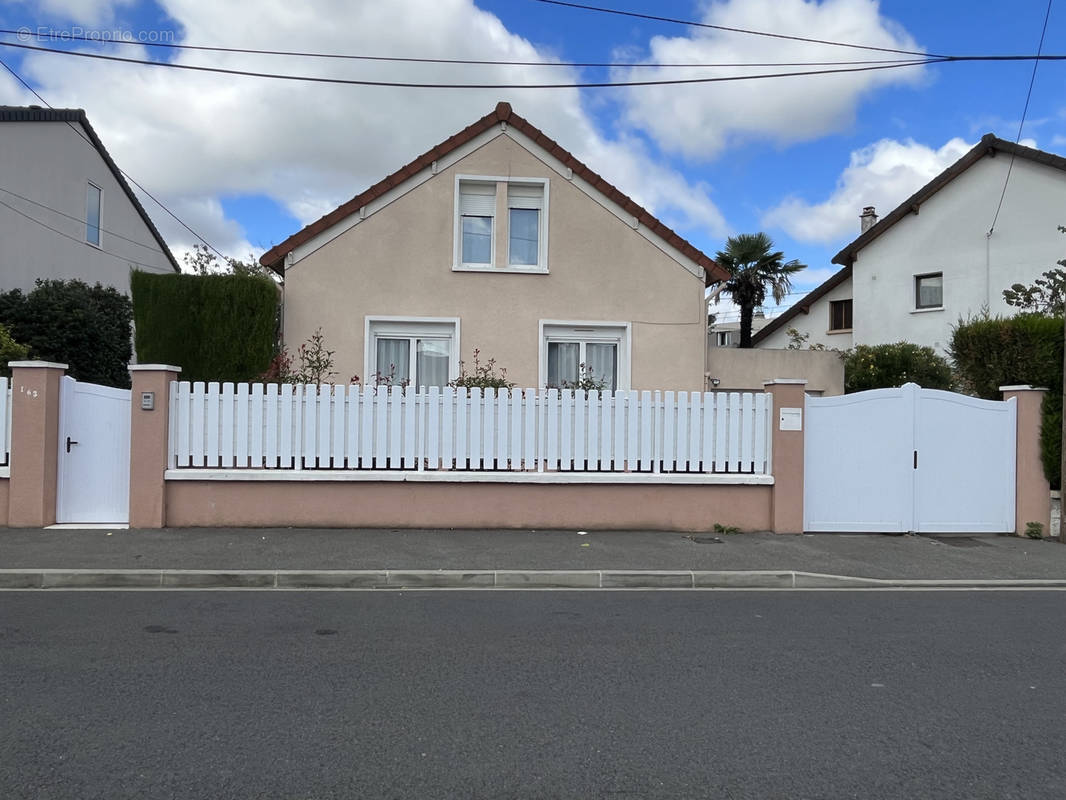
[[804, 383, 1016, 533], [56, 376, 131, 524]]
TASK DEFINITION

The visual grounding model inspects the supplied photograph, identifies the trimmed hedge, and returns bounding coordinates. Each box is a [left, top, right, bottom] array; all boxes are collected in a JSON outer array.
[[131, 271, 278, 383], [843, 342, 953, 394], [950, 313, 1063, 489], [0, 279, 132, 387]]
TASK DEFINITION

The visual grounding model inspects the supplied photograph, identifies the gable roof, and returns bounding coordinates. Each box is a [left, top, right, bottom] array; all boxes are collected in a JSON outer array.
[[749, 265, 852, 346], [0, 106, 180, 273], [833, 133, 1066, 267], [260, 102, 727, 284]]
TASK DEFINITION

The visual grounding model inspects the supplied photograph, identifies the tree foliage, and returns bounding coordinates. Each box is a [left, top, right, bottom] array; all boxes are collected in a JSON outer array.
[[0, 323, 29, 377], [843, 342, 953, 394], [0, 279, 132, 387], [1002, 226, 1066, 315], [950, 312, 1062, 488], [714, 233, 805, 348], [131, 270, 278, 383]]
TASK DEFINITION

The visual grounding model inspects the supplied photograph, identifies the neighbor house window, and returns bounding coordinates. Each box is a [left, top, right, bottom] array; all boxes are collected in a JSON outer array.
[[541, 322, 629, 391], [455, 176, 548, 272], [915, 273, 943, 309], [365, 318, 459, 388], [829, 299, 852, 331], [459, 182, 495, 266], [86, 182, 101, 246], [716, 331, 732, 347]]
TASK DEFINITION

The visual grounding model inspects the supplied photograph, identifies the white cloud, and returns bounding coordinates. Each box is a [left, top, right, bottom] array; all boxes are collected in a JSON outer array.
[[16, 0, 729, 260], [10, 0, 135, 26], [761, 136, 973, 244], [616, 0, 927, 160]]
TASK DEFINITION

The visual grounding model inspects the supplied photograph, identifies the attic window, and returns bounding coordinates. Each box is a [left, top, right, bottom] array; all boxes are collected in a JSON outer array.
[[829, 299, 852, 331], [915, 273, 943, 310], [86, 182, 101, 246], [459, 182, 495, 266], [454, 175, 548, 273]]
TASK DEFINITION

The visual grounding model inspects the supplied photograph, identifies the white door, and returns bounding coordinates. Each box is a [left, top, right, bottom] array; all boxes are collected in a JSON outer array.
[[804, 383, 1016, 533], [56, 376, 131, 524]]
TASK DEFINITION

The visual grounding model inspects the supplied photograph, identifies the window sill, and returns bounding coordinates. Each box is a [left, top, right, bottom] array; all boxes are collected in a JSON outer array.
[[452, 264, 549, 275], [910, 307, 943, 314], [826, 328, 852, 335]]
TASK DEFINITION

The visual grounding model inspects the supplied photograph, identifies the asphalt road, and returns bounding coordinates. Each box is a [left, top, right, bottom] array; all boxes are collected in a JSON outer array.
[[1, 590, 1064, 799]]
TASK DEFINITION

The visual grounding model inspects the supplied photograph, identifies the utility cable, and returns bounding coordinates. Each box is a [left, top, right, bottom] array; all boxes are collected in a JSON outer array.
[[988, 0, 1054, 234]]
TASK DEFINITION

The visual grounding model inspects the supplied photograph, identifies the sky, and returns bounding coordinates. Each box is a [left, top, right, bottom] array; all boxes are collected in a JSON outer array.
[[1, 0, 1064, 324]]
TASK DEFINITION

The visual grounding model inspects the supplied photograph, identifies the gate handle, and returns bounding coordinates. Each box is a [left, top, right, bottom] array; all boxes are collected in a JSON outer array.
[[66, 436, 78, 453]]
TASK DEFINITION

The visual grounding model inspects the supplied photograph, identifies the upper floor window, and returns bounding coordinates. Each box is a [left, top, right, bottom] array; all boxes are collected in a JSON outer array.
[[915, 272, 943, 310], [459, 182, 495, 266], [715, 331, 732, 347], [86, 182, 101, 246], [454, 176, 548, 272], [507, 184, 544, 267], [829, 299, 852, 331]]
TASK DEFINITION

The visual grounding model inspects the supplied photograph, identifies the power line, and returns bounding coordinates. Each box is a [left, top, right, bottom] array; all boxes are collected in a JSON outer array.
[[0, 28, 933, 69], [0, 40, 944, 88], [988, 0, 1054, 235], [0, 56, 228, 262], [0, 197, 169, 271], [529, 0, 942, 58]]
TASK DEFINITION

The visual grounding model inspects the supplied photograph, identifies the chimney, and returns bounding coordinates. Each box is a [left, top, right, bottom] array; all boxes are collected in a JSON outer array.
[[860, 206, 878, 233]]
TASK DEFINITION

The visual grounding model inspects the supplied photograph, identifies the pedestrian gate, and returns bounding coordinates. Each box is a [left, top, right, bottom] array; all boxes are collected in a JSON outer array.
[[803, 383, 1016, 533], [56, 376, 131, 524]]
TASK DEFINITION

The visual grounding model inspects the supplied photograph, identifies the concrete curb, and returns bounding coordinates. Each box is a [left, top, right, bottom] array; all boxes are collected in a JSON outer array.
[[2, 569, 1066, 590]]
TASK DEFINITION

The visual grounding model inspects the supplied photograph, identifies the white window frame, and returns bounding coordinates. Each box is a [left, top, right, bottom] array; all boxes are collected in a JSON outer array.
[[364, 316, 461, 388], [913, 271, 944, 312], [86, 181, 102, 247], [453, 174, 549, 274], [539, 320, 631, 391], [715, 331, 732, 347]]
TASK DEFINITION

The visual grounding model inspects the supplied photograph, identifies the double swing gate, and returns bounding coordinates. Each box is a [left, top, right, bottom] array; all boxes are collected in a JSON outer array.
[[803, 383, 1016, 533]]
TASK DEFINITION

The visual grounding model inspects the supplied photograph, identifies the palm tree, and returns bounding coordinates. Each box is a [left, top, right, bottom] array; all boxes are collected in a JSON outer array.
[[714, 232, 806, 348]]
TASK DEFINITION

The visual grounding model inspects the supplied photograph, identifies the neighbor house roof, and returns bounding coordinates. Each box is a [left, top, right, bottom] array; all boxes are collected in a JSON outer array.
[[260, 102, 728, 284], [832, 133, 1066, 267], [0, 106, 180, 273], [749, 265, 852, 346]]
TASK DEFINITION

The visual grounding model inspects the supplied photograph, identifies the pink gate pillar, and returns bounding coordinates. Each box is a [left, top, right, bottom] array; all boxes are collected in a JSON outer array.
[[129, 365, 181, 529], [764, 379, 807, 534], [7, 361, 67, 527], [1000, 385, 1050, 537]]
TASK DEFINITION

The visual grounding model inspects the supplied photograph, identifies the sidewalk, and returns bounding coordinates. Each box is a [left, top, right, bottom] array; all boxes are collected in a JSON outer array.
[[1, 527, 1064, 588]]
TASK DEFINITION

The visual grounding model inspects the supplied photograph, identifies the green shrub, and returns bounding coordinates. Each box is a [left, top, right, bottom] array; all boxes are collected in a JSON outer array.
[[843, 342, 953, 394], [450, 349, 514, 389], [131, 271, 278, 383], [950, 312, 1063, 488], [0, 279, 132, 387], [0, 322, 29, 377]]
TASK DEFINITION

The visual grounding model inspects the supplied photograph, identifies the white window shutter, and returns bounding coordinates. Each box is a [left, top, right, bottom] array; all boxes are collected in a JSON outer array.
[[508, 184, 543, 210], [460, 183, 496, 215]]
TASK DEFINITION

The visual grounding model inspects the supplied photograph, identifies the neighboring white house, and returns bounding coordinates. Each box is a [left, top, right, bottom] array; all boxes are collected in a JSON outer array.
[[0, 106, 177, 294], [707, 308, 770, 348], [754, 134, 1066, 352]]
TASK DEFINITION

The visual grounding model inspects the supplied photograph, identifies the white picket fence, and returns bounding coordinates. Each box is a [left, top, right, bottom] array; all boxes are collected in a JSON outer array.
[[168, 383, 772, 475], [0, 377, 9, 466]]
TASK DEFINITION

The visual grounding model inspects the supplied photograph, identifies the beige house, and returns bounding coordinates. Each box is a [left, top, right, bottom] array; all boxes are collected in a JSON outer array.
[[261, 103, 728, 392]]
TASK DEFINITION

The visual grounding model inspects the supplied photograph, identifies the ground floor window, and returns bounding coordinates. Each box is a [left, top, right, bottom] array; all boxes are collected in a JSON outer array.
[[540, 322, 629, 391], [365, 318, 459, 388]]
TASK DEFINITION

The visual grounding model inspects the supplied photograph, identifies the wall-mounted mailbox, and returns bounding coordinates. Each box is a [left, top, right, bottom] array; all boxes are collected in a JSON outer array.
[[779, 407, 802, 431], [140, 391, 155, 411]]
